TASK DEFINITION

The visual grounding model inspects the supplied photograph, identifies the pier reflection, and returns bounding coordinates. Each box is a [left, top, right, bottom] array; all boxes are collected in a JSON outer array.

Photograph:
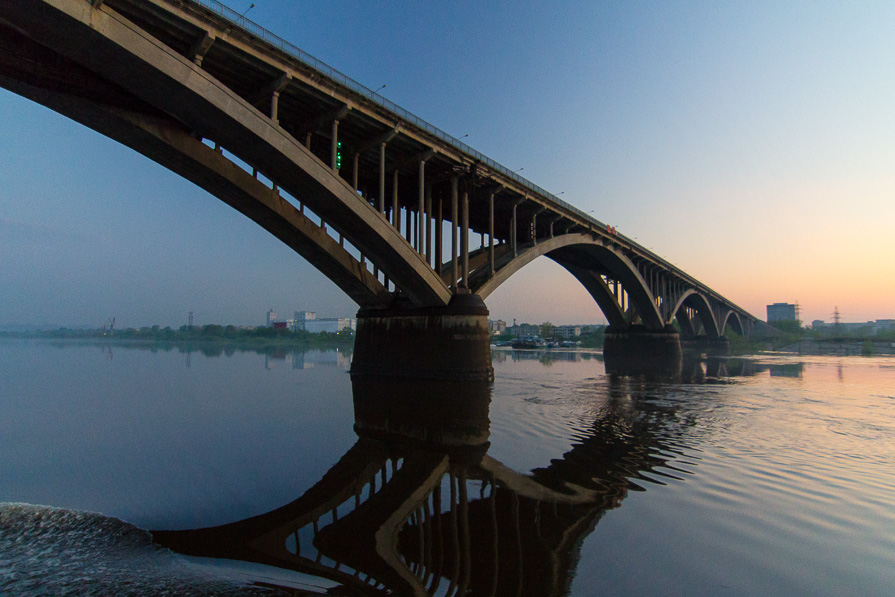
[[151, 366, 750, 595]]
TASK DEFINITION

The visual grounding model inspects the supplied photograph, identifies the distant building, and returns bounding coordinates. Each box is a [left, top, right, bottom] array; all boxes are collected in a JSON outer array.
[[292, 311, 353, 333], [292, 311, 317, 330], [767, 303, 797, 323], [812, 320, 827, 329], [507, 323, 540, 337], [489, 319, 507, 335], [266, 309, 278, 327], [302, 318, 356, 334], [554, 325, 582, 338]]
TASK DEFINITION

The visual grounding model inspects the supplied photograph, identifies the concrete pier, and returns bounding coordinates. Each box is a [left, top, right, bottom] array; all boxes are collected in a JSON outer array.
[[680, 335, 731, 356], [603, 325, 683, 377], [351, 293, 494, 381]]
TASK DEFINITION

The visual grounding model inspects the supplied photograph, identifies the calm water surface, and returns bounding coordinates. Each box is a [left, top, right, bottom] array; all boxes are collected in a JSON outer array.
[[1, 339, 893, 595]]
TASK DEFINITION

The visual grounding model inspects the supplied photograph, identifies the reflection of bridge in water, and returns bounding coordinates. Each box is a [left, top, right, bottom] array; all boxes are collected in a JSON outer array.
[[152, 362, 771, 595]]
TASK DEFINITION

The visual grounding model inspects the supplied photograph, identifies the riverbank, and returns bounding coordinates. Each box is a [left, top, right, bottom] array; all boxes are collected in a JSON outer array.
[[0, 326, 354, 353], [776, 338, 895, 356]]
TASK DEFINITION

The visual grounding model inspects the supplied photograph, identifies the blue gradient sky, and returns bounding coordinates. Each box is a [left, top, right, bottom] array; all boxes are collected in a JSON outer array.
[[2, 0, 893, 328]]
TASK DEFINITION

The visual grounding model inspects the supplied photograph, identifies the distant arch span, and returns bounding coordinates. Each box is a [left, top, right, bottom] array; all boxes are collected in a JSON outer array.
[[472, 234, 665, 331]]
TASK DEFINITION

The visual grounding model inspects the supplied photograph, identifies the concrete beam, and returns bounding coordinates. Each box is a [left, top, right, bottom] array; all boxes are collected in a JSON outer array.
[[291, 103, 349, 140], [353, 125, 400, 156], [248, 71, 291, 106], [187, 31, 215, 65], [387, 147, 435, 175]]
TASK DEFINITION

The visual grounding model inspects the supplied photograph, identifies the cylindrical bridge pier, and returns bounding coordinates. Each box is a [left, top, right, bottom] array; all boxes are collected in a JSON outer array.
[[603, 325, 683, 377], [351, 294, 494, 381], [680, 335, 731, 356]]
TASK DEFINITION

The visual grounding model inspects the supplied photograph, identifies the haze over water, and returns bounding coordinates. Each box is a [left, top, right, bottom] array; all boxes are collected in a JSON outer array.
[[1, 338, 894, 595]]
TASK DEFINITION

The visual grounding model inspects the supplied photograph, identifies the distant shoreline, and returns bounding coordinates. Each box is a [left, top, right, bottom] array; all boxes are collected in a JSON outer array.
[[0, 327, 354, 351]]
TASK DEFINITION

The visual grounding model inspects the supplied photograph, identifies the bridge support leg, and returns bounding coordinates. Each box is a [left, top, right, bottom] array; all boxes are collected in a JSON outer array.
[[603, 325, 683, 377], [680, 335, 731, 356], [351, 294, 493, 381]]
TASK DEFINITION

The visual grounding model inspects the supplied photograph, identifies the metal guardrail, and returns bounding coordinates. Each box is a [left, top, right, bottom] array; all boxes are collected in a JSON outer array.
[[156, 0, 750, 315]]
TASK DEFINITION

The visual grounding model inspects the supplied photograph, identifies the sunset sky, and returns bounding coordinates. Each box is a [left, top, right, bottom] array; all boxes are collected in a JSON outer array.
[[1, 0, 893, 328]]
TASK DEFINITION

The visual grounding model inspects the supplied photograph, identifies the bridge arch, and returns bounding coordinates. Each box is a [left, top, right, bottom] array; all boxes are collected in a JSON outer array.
[[721, 310, 745, 336], [472, 234, 664, 330], [671, 289, 720, 338], [0, 6, 450, 309]]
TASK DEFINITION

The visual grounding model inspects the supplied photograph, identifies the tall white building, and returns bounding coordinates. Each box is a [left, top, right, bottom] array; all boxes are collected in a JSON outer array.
[[303, 318, 356, 334]]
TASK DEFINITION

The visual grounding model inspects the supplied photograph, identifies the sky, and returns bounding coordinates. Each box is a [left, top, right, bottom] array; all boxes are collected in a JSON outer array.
[[1, 0, 894, 328]]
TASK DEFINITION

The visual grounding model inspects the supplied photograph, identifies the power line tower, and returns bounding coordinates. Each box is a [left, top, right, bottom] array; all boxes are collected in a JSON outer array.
[[188, 311, 194, 330], [794, 301, 802, 324], [832, 306, 841, 335]]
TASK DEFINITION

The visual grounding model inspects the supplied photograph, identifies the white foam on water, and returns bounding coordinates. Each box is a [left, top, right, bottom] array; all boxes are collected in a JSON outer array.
[[0, 503, 279, 596]]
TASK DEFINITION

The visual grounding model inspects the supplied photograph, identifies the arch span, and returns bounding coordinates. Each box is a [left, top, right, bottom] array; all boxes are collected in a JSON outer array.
[[0, 5, 450, 309], [721, 310, 744, 336], [671, 289, 720, 338], [472, 234, 664, 330]]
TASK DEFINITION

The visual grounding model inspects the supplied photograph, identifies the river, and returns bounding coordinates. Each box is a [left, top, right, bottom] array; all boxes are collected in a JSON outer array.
[[1, 338, 893, 595]]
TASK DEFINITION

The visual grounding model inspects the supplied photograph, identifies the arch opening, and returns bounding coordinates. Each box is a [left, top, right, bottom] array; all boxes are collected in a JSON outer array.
[[473, 234, 665, 332]]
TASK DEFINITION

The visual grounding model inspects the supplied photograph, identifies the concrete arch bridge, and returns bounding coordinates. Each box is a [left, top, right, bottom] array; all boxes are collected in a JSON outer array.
[[0, 0, 759, 379]]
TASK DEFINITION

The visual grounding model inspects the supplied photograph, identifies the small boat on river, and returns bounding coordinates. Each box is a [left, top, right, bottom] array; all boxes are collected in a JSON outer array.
[[511, 337, 546, 349]]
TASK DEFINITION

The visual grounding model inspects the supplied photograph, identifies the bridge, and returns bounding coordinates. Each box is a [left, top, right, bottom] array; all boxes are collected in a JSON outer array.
[[0, 0, 761, 379]]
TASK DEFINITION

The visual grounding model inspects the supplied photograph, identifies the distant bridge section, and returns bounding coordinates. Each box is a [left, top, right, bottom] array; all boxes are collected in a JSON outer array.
[[0, 0, 760, 378]]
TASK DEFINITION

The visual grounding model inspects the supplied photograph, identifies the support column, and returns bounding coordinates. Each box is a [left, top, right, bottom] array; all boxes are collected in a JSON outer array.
[[425, 186, 433, 265], [330, 119, 339, 172], [489, 192, 495, 275], [418, 159, 426, 253], [461, 190, 469, 288], [451, 178, 459, 290], [352, 154, 359, 191], [379, 142, 386, 213], [392, 170, 400, 229], [270, 90, 280, 124], [603, 325, 683, 377], [436, 195, 443, 276], [680, 335, 731, 356], [510, 203, 517, 257], [351, 294, 493, 381]]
